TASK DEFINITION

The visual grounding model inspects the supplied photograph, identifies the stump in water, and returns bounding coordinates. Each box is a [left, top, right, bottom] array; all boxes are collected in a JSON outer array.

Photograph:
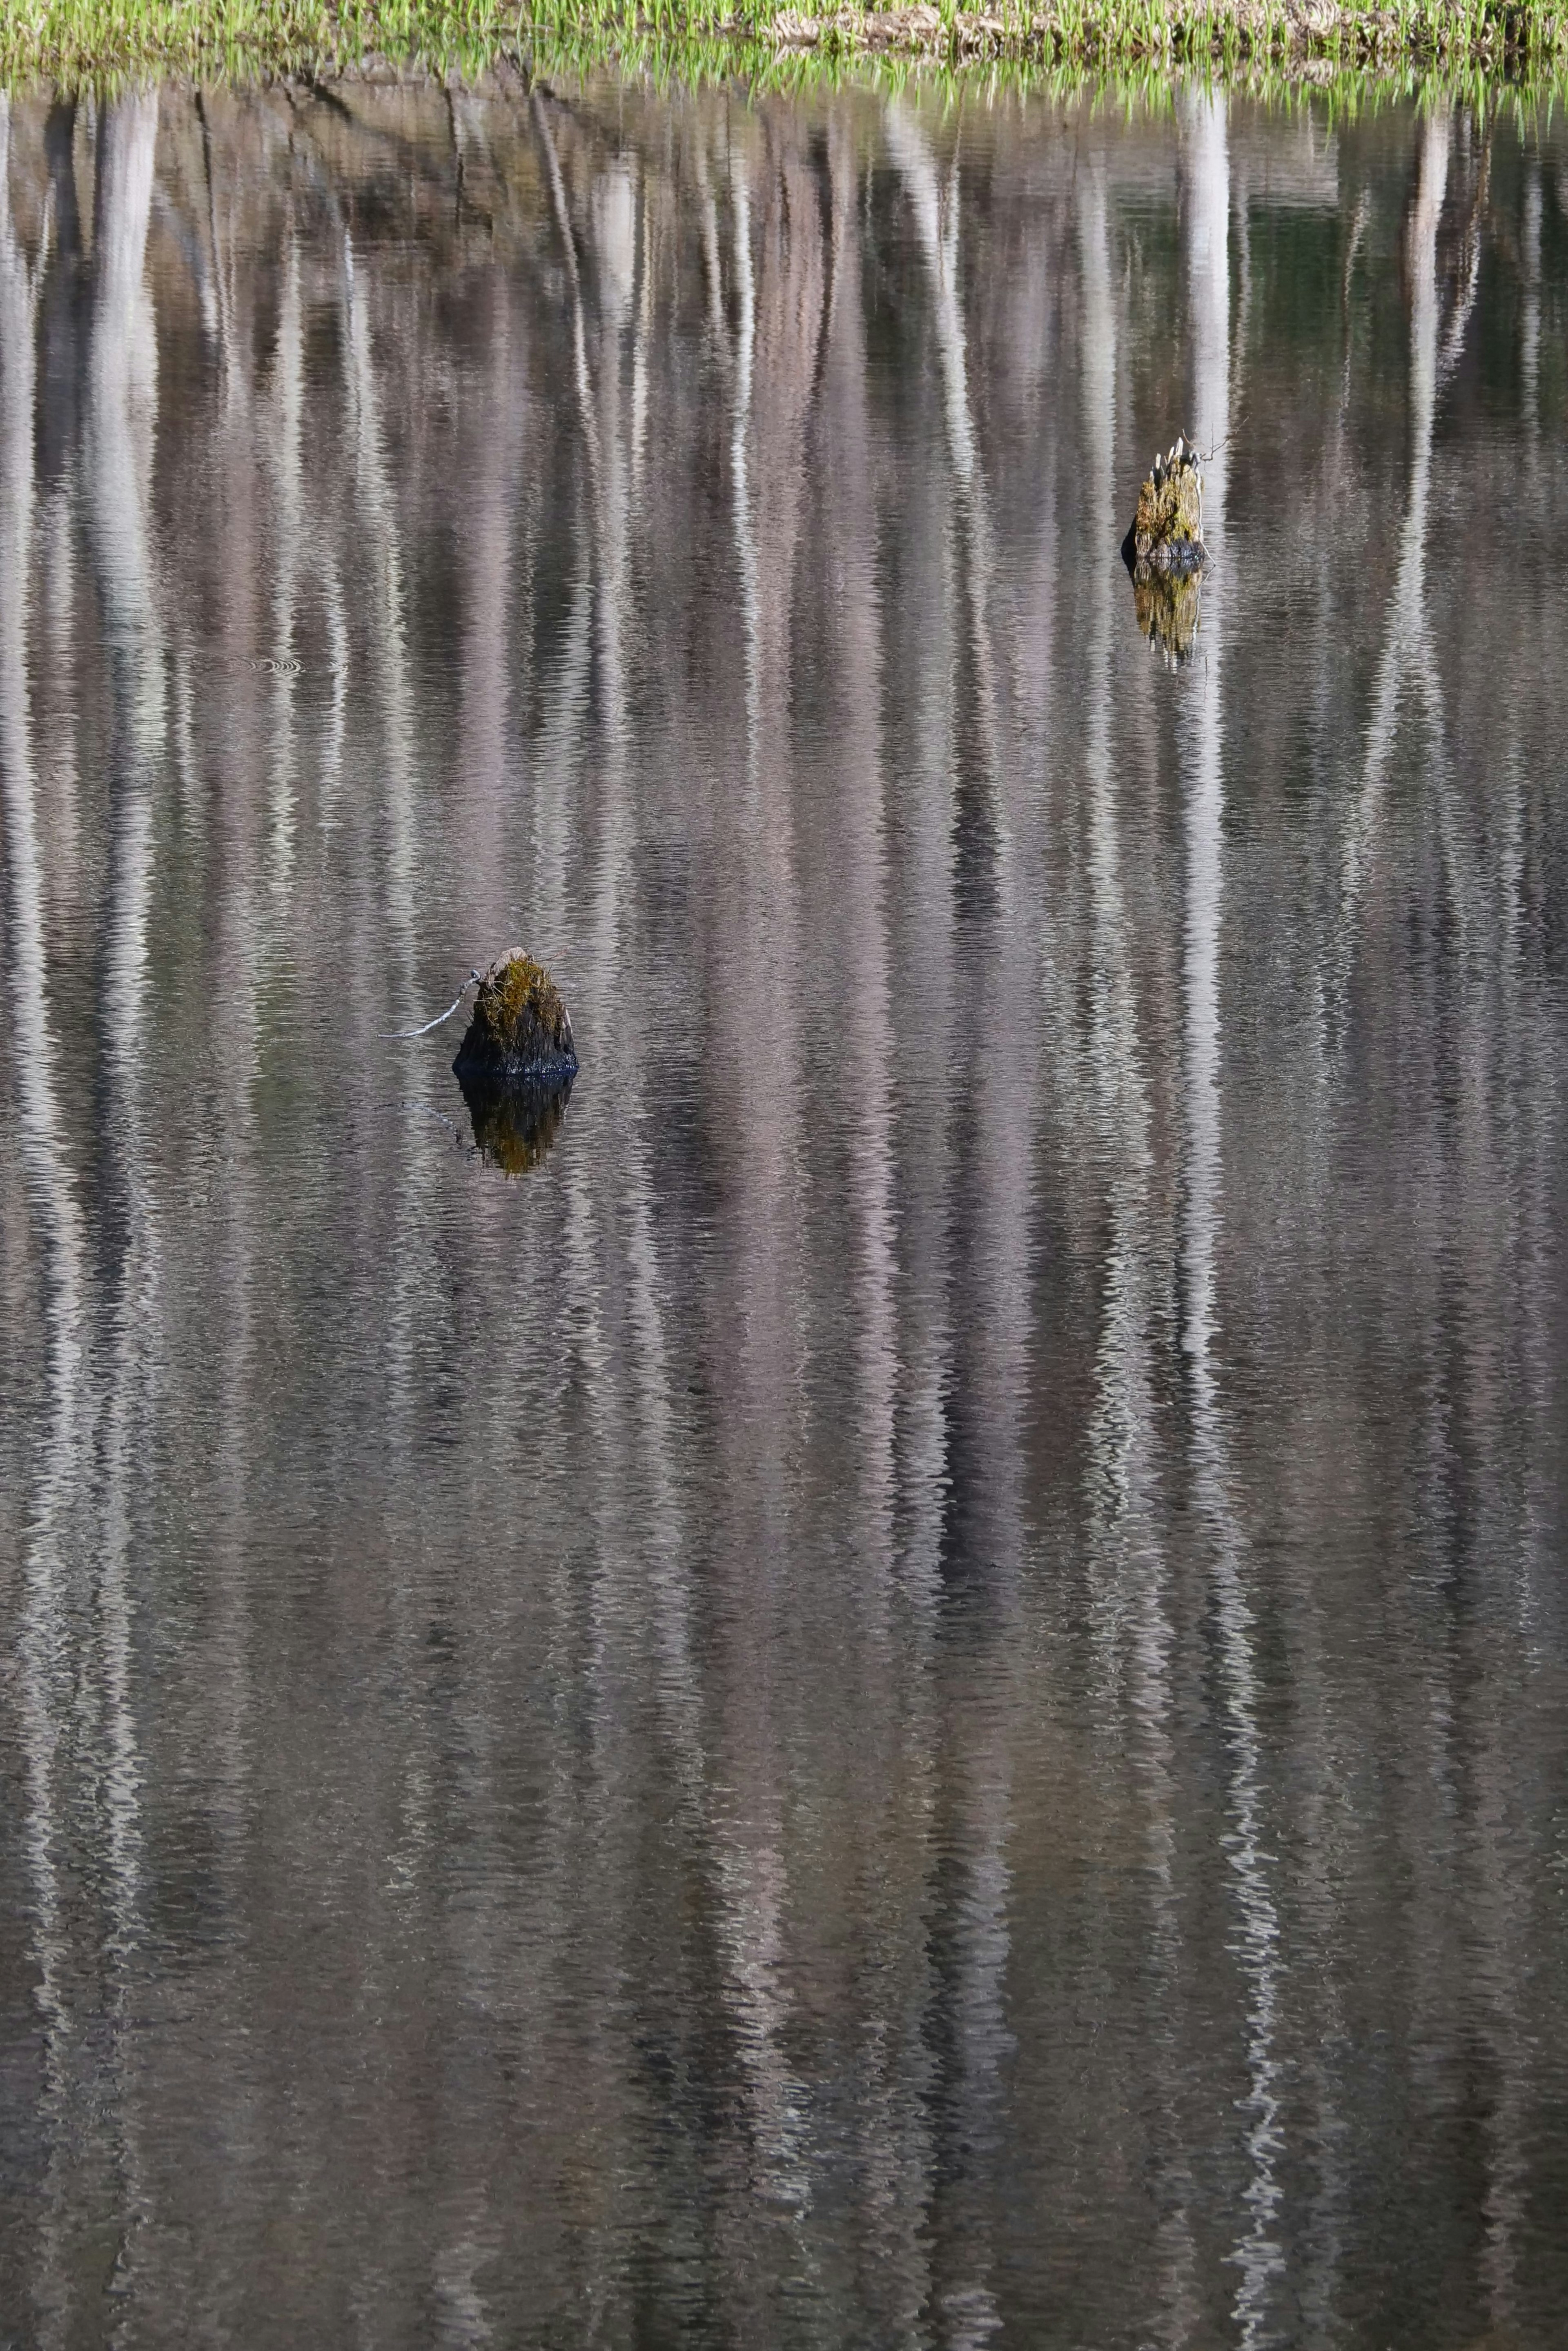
[[1128, 434, 1207, 574], [452, 950, 577, 1174], [452, 951, 577, 1085], [1123, 435, 1210, 667]]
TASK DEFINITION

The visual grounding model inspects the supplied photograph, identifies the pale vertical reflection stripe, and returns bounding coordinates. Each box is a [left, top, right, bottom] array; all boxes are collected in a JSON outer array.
[[882, 107, 975, 488], [90, 94, 162, 1046], [1075, 153, 1198, 2339], [531, 575, 592, 957], [265, 229, 303, 894], [457, 277, 521, 899], [1178, 86, 1287, 2349], [729, 151, 760, 780], [1078, 158, 1145, 1682], [693, 127, 727, 347], [183, 114, 264, 2191], [320, 577, 350, 825], [87, 93, 162, 1902], [1437, 142, 1484, 390], [1341, 113, 1448, 924], [343, 230, 419, 1017], [883, 104, 1007, 861], [630, 175, 653, 493], [711, 128, 812, 2228], [564, 146, 708, 2296], [860, 97, 961, 2315], [40, 487, 79, 863], [1522, 158, 1541, 440], [819, 109, 924, 2318], [430, 254, 520, 2309], [532, 94, 604, 504], [825, 112, 898, 1597], [528, 94, 623, 1006], [886, 103, 1019, 2347], [197, 86, 235, 381], [0, 93, 86, 2351], [85, 88, 164, 2317], [340, 219, 436, 2005], [585, 156, 635, 968], [881, 106, 957, 1647]]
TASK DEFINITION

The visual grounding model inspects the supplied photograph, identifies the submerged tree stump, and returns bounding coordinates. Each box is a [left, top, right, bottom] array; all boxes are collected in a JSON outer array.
[[452, 950, 577, 1085], [452, 951, 577, 1174], [1123, 435, 1210, 666], [1129, 434, 1207, 574]]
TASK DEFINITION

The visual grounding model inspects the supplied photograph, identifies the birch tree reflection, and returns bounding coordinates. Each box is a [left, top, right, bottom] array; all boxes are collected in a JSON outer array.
[[0, 76, 1566, 2351]]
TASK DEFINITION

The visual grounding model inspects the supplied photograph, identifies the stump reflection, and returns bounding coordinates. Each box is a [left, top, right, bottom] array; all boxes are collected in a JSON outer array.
[[1131, 561, 1207, 666], [456, 1069, 574, 1173]]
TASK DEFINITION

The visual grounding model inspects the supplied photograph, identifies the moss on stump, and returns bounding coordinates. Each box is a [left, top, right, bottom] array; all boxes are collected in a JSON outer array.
[[1124, 434, 1210, 665], [451, 951, 577, 1176], [1129, 434, 1208, 574], [452, 950, 577, 1085]]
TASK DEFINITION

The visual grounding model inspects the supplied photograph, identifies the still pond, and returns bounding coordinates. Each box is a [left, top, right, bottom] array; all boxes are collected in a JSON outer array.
[[2, 71, 1567, 2351]]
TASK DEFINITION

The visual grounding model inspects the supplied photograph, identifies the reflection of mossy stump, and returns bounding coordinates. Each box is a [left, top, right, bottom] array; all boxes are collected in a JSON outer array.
[[1133, 568, 1206, 666], [1123, 434, 1209, 666], [452, 950, 577, 1085], [464, 1073, 575, 1174]]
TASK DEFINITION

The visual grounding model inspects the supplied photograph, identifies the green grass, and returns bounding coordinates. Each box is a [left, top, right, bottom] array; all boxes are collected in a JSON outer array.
[[3, 0, 1568, 91]]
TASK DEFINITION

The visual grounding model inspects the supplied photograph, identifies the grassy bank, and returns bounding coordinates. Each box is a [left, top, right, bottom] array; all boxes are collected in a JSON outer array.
[[2, 0, 1566, 89]]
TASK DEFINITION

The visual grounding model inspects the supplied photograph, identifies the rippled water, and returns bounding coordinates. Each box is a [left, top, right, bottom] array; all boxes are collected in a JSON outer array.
[[2, 71, 1568, 2350]]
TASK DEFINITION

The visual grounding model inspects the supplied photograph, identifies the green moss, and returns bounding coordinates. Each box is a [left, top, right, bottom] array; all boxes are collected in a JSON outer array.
[[473, 953, 556, 1052], [457, 948, 577, 1075], [1126, 439, 1209, 661], [1133, 441, 1205, 561]]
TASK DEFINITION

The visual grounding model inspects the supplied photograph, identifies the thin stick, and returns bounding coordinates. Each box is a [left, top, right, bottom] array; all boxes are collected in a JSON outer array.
[[383, 971, 481, 1040]]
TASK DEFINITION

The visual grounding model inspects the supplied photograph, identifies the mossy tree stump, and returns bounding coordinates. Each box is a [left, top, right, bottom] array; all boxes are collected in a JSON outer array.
[[1129, 435, 1207, 574], [452, 950, 577, 1173], [1123, 434, 1210, 666], [452, 950, 577, 1085]]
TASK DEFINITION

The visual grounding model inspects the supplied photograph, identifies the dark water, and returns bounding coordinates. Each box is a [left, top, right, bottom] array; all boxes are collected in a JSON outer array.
[[2, 70, 1568, 2351]]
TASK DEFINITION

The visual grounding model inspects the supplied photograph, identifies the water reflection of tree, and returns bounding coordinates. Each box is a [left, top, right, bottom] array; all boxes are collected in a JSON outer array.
[[0, 76, 1565, 2351]]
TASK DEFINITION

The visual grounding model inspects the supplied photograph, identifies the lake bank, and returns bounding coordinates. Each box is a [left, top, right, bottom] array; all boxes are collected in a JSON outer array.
[[4, 0, 1566, 90]]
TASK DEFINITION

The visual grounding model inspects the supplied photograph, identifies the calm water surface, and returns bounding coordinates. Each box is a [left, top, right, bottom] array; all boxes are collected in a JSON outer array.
[[2, 71, 1568, 2351]]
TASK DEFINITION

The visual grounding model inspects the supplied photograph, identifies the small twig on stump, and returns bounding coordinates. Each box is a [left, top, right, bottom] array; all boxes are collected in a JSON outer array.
[[383, 971, 481, 1040]]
